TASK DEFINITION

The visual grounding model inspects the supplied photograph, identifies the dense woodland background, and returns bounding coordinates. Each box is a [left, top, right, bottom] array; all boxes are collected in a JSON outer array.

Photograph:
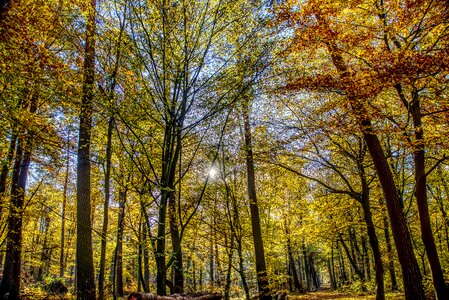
[[1, 0, 449, 299]]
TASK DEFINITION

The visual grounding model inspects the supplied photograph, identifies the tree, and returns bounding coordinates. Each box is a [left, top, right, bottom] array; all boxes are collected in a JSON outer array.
[[76, 0, 97, 298], [275, 1, 430, 298]]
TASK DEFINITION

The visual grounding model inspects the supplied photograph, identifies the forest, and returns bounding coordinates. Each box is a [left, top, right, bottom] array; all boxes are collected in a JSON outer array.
[[1, 0, 449, 299]]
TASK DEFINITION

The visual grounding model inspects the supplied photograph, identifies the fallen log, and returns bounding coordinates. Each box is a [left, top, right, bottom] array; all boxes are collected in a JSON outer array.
[[127, 292, 223, 300]]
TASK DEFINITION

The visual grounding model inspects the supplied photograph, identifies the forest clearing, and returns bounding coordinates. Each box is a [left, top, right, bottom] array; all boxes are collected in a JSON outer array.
[[1, 0, 449, 299]]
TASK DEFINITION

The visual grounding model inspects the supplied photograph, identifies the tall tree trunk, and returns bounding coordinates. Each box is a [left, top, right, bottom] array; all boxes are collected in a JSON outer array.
[[169, 192, 184, 293], [237, 241, 250, 300], [302, 240, 311, 291], [407, 89, 448, 299], [138, 218, 149, 293], [0, 133, 16, 270], [285, 219, 303, 292], [0, 89, 37, 299], [361, 236, 371, 281], [436, 168, 449, 254], [156, 123, 182, 295], [383, 216, 398, 291], [339, 236, 365, 281], [0, 138, 31, 299], [37, 214, 51, 281], [59, 133, 70, 278], [316, 15, 425, 298], [114, 188, 126, 298], [98, 116, 114, 299], [241, 96, 270, 300], [337, 241, 348, 284], [143, 219, 150, 292], [330, 243, 337, 289], [0, 133, 16, 221], [224, 234, 234, 300], [76, 0, 97, 299], [359, 167, 384, 300]]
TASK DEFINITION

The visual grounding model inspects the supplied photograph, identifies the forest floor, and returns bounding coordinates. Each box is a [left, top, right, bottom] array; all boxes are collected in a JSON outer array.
[[288, 288, 405, 299]]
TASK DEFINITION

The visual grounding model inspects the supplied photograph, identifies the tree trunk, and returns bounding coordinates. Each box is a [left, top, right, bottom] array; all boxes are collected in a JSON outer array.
[[223, 235, 234, 300], [0, 133, 16, 220], [285, 220, 303, 292], [0, 89, 37, 299], [169, 192, 184, 293], [98, 116, 114, 299], [237, 241, 250, 300], [0, 138, 31, 299], [359, 167, 384, 300], [436, 168, 449, 255], [114, 189, 126, 298], [76, 0, 97, 299], [59, 133, 70, 278], [37, 214, 51, 282], [302, 241, 311, 291], [241, 96, 270, 300], [143, 219, 150, 292], [408, 90, 448, 299], [316, 17, 425, 298], [339, 236, 365, 281]]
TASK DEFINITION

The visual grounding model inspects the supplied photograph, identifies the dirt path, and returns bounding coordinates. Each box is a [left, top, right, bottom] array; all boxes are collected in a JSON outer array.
[[288, 288, 404, 300]]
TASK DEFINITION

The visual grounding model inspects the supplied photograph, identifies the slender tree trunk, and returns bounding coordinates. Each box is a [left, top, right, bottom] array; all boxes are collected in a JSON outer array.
[[359, 169, 384, 300], [330, 243, 338, 289], [328, 258, 336, 290], [316, 17, 425, 298], [436, 168, 449, 254], [361, 236, 370, 281], [0, 88, 37, 299], [209, 237, 215, 287], [0, 133, 16, 270], [302, 241, 311, 291], [408, 91, 448, 299], [138, 218, 149, 293], [224, 234, 234, 300], [37, 214, 51, 281], [237, 241, 250, 300], [169, 192, 184, 293], [0, 139, 31, 299], [339, 236, 365, 281], [0, 133, 16, 220], [114, 189, 126, 298], [59, 133, 70, 278], [76, 0, 97, 299], [98, 116, 114, 299], [335, 242, 345, 284], [285, 220, 303, 292], [241, 96, 270, 300], [143, 219, 150, 292]]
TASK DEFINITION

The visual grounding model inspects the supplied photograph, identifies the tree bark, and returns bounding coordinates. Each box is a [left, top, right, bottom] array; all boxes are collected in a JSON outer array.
[[285, 219, 303, 292], [0, 89, 37, 299], [241, 96, 270, 300], [59, 133, 70, 278], [76, 0, 97, 299], [0, 138, 31, 299], [98, 116, 114, 299], [169, 192, 184, 293], [0, 133, 16, 221], [359, 165, 384, 300], [407, 89, 448, 299], [114, 189, 126, 298]]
